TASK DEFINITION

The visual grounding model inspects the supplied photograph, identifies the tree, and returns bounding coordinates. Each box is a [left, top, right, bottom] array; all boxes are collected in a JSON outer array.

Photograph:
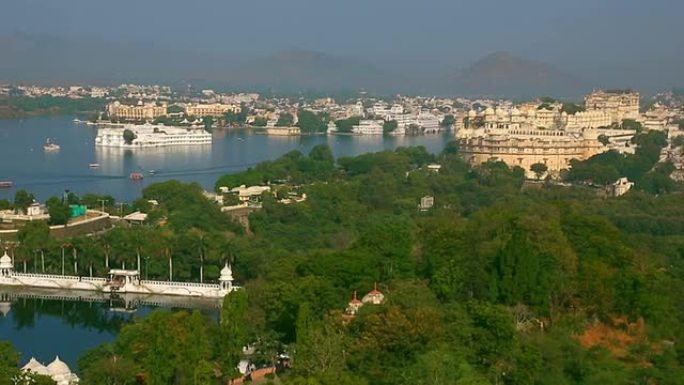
[[294, 320, 347, 377], [298, 110, 328, 133], [167, 105, 183, 114], [251, 117, 268, 127], [621, 119, 643, 133], [46, 196, 71, 225], [440, 114, 455, 128], [14, 190, 35, 213], [0, 341, 21, 385], [17, 221, 50, 273], [335, 116, 362, 133], [202, 116, 215, 131], [218, 290, 249, 381], [530, 162, 548, 180], [122, 129, 137, 145], [277, 113, 294, 127], [672, 135, 684, 148], [382, 120, 398, 134], [598, 134, 610, 146], [561, 103, 585, 115]]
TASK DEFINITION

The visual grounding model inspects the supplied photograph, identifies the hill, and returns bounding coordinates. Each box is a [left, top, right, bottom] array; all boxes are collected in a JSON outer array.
[[441, 51, 589, 99], [225, 49, 398, 93]]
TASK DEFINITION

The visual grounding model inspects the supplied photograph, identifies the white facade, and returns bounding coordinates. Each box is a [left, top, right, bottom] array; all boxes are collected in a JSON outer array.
[[352, 120, 384, 135], [95, 123, 212, 148], [0, 251, 237, 299]]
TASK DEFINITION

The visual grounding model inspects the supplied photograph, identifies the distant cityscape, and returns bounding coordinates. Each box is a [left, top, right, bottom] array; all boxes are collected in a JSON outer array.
[[3, 83, 684, 180]]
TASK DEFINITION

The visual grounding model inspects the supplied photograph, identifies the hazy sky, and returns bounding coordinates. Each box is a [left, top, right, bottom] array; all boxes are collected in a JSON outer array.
[[1, 0, 683, 85]]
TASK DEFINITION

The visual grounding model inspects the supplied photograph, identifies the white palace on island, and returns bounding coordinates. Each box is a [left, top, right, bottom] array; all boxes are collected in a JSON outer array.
[[0, 250, 238, 299], [95, 123, 212, 148]]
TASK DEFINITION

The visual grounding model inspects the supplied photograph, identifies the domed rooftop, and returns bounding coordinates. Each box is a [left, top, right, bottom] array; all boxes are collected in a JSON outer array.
[[22, 357, 49, 376], [484, 107, 495, 115], [362, 283, 385, 305], [468, 109, 477, 118], [47, 356, 71, 376], [349, 291, 362, 305], [0, 251, 12, 270], [511, 107, 521, 116], [219, 263, 233, 281]]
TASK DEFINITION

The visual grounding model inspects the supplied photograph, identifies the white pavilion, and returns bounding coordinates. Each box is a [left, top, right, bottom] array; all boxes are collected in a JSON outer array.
[[21, 356, 79, 384]]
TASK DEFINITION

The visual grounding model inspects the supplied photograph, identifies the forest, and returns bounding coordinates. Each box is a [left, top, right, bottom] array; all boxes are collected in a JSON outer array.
[[3, 138, 684, 384]]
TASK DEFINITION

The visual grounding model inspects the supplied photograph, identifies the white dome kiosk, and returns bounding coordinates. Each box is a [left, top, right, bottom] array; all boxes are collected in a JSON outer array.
[[219, 263, 234, 294], [0, 250, 13, 277]]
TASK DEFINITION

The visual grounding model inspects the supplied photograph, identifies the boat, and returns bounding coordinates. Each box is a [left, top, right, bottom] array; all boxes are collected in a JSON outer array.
[[129, 172, 144, 181], [43, 139, 61, 152], [148, 169, 157, 175], [0, 181, 13, 188], [89, 163, 101, 168]]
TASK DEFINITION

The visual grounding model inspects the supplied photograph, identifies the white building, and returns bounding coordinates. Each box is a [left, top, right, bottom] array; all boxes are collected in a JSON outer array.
[[608, 177, 634, 197], [352, 120, 384, 135], [22, 356, 79, 385], [0, 250, 238, 298], [95, 123, 212, 148]]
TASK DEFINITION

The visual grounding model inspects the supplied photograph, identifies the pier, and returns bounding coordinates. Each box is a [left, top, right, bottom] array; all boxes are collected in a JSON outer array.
[[0, 250, 237, 300]]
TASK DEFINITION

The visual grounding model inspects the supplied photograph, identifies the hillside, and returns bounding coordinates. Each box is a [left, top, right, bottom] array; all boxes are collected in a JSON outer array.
[[441, 51, 589, 99], [225, 49, 398, 93]]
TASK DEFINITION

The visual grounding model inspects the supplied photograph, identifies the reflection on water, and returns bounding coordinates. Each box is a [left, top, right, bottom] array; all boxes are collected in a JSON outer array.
[[95, 144, 213, 175], [0, 116, 452, 202], [0, 287, 219, 369]]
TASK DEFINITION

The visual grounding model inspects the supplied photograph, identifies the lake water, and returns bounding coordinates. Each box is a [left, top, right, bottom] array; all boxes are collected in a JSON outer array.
[[0, 116, 453, 202], [0, 289, 219, 371], [0, 116, 453, 370]]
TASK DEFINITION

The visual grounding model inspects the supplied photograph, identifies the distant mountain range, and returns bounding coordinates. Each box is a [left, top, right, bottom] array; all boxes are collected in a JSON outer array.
[[223, 49, 402, 93], [441, 52, 590, 99], [0, 33, 636, 99]]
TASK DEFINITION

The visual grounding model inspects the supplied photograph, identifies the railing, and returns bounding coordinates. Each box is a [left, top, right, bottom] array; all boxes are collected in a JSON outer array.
[[13, 273, 80, 281], [140, 279, 220, 289]]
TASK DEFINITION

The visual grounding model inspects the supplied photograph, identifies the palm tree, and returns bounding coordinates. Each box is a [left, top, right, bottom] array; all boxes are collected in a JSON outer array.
[[165, 247, 173, 281], [60, 242, 72, 275], [188, 228, 207, 283]]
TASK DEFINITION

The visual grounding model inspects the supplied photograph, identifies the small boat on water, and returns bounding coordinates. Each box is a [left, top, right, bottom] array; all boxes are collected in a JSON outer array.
[[129, 172, 144, 181], [0, 181, 13, 188], [43, 138, 61, 152], [148, 169, 157, 175], [89, 163, 101, 168]]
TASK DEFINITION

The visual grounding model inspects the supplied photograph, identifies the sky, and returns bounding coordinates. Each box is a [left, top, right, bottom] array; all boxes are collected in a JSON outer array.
[[1, 0, 683, 88]]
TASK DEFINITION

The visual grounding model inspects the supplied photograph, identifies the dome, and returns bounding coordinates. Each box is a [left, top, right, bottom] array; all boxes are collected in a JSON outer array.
[[47, 356, 71, 377], [22, 357, 49, 376], [467, 109, 477, 118], [0, 251, 12, 270], [511, 107, 521, 116], [484, 107, 495, 116], [361, 283, 385, 305], [349, 291, 362, 305], [219, 263, 233, 281]]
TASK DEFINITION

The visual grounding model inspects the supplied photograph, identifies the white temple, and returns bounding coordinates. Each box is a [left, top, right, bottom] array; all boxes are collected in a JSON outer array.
[[22, 356, 79, 384]]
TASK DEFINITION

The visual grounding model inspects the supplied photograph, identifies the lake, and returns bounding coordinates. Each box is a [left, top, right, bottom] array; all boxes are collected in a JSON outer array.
[[0, 288, 220, 370], [0, 116, 453, 202], [0, 116, 453, 370]]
